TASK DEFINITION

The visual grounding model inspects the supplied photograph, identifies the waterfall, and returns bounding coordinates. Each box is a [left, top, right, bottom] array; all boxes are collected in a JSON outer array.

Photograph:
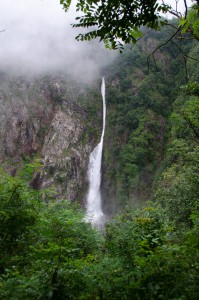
[[86, 77, 106, 228]]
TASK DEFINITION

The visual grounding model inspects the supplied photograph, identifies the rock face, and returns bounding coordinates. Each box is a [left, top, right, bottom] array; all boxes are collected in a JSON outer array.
[[41, 108, 92, 202], [0, 72, 95, 203]]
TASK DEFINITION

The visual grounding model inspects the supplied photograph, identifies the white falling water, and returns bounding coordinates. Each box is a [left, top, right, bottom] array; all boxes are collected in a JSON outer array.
[[86, 77, 106, 228]]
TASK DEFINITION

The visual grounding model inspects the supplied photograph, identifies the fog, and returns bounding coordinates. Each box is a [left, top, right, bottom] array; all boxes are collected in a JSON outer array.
[[0, 0, 116, 81], [0, 0, 192, 81]]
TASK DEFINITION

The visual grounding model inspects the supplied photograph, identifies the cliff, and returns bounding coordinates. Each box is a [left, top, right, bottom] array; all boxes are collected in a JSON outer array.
[[0, 72, 97, 203]]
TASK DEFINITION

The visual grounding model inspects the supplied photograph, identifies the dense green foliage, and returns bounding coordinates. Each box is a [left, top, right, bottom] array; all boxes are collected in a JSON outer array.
[[101, 25, 199, 212], [0, 170, 102, 299], [0, 168, 198, 299]]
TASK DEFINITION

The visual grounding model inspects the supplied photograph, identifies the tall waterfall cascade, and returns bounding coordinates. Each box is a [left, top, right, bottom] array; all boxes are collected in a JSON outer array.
[[86, 77, 106, 228]]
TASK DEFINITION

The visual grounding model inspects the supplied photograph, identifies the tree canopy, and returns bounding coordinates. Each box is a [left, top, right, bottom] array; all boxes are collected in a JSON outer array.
[[60, 0, 199, 49]]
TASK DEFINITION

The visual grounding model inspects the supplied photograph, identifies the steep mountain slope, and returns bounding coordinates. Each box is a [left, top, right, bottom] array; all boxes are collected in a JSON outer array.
[[102, 27, 199, 214]]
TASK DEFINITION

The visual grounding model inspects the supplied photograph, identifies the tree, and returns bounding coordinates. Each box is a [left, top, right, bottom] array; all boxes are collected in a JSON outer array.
[[0, 170, 40, 271], [98, 206, 199, 299], [180, 2, 199, 41], [60, 0, 199, 49], [154, 85, 199, 227], [0, 181, 102, 299]]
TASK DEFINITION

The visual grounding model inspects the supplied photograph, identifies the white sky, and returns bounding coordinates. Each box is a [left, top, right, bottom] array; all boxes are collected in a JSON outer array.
[[163, 0, 193, 16], [0, 0, 194, 77], [0, 0, 112, 79]]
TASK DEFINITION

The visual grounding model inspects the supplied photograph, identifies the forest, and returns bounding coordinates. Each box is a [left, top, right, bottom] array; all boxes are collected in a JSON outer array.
[[0, 1, 199, 299]]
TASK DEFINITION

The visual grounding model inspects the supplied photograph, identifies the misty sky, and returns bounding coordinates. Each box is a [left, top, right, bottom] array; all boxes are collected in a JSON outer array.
[[0, 0, 113, 80], [0, 0, 193, 79]]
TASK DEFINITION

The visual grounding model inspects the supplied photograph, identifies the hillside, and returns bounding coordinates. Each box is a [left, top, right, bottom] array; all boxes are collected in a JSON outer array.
[[102, 26, 199, 215]]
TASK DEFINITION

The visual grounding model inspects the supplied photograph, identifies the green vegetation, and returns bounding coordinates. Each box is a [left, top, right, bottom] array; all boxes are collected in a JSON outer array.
[[0, 170, 101, 299], [1, 73, 199, 297], [1, 5, 199, 298], [0, 167, 198, 299], [0, 68, 199, 299], [102, 24, 199, 210]]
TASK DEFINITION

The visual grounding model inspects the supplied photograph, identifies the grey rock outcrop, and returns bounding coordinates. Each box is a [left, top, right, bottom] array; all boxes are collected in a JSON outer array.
[[41, 107, 92, 202], [0, 72, 96, 203]]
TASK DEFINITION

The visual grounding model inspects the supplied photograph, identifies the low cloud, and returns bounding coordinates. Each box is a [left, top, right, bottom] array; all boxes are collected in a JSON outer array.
[[0, 0, 116, 81]]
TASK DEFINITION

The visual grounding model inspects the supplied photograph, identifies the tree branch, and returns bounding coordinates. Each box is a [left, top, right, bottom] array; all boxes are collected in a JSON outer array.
[[170, 40, 188, 81], [168, 9, 181, 18], [146, 24, 199, 80], [170, 39, 199, 62], [148, 27, 182, 58], [183, 0, 188, 19], [147, 27, 181, 69]]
